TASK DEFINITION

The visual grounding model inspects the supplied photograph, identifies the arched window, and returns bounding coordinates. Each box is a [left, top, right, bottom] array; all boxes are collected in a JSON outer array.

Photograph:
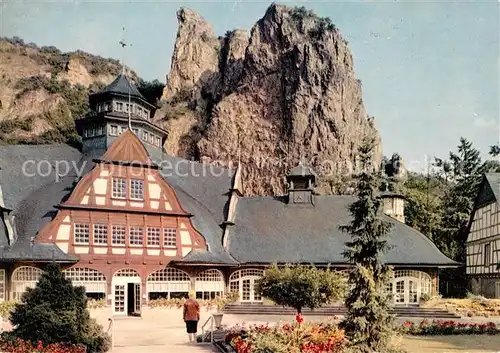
[[195, 269, 224, 300], [229, 269, 264, 303], [392, 270, 434, 305], [64, 267, 106, 299], [114, 268, 140, 278], [146, 268, 191, 300], [12, 266, 43, 300]]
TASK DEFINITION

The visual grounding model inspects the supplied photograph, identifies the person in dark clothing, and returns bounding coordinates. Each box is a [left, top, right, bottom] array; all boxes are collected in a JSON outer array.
[[183, 292, 200, 343]]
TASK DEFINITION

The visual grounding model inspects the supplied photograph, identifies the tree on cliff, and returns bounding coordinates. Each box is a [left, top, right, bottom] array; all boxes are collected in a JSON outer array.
[[339, 136, 395, 352]]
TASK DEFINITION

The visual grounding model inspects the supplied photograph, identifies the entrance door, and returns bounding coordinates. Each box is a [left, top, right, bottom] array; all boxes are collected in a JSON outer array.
[[407, 279, 418, 304], [394, 280, 405, 304], [240, 277, 261, 303], [393, 278, 419, 305], [134, 283, 141, 315], [113, 285, 126, 314]]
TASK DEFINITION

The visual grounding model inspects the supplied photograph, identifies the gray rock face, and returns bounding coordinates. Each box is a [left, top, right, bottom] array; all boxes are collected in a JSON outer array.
[[156, 4, 382, 196]]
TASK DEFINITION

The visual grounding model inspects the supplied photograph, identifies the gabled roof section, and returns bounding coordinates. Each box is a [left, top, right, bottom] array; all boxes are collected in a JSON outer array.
[[485, 173, 500, 203], [101, 129, 154, 165], [474, 173, 500, 208], [101, 74, 145, 99]]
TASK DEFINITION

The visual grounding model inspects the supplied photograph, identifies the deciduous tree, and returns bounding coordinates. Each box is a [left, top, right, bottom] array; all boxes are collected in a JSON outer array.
[[255, 264, 347, 314]]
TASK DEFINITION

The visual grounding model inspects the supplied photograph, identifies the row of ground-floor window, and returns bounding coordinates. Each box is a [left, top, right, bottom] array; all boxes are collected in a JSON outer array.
[[0, 266, 438, 315]]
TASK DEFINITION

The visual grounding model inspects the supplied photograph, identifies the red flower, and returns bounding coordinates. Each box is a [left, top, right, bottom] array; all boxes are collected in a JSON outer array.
[[296, 313, 304, 324]]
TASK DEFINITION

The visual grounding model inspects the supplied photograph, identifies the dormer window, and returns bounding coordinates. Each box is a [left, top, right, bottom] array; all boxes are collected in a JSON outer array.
[[149, 134, 154, 145], [142, 131, 148, 142], [155, 137, 161, 147], [115, 102, 123, 112]]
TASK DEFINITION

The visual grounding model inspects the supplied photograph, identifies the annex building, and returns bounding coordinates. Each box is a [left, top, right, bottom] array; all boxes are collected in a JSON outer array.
[[0, 74, 458, 315], [466, 173, 500, 298]]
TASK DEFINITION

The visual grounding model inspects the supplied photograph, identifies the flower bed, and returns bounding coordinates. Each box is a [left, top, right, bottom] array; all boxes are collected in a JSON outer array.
[[0, 338, 87, 353], [398, 319, 500, 336], [224, 314, 346, 353]]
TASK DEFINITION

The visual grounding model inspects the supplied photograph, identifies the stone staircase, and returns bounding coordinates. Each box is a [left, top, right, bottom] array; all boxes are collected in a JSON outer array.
[[223, 304, 460, 318]]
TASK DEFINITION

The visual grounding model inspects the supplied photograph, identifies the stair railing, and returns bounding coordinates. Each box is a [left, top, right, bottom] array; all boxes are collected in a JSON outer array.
[[200, 315, 215, 344], [107, 317, 114, 349]]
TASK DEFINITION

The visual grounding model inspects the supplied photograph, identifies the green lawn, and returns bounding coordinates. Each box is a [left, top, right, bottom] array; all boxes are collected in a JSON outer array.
[[396, 335, 500, 353]]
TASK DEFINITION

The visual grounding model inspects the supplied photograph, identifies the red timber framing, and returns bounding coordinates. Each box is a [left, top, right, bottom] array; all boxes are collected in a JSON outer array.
[[36, 130, 207, 303]]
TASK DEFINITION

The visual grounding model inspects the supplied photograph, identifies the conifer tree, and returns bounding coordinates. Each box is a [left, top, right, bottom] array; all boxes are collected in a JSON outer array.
[[10, 262, 110, 352], [339, 136, 395, 352]]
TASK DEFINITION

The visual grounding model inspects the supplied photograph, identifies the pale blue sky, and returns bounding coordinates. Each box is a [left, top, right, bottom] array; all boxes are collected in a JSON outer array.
[[2, 0, 499, 171]]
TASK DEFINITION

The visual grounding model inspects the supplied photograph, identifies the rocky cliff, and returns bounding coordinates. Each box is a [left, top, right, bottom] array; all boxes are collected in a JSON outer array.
[[0, 38, 137, 145], [156, 4, 383, 196]]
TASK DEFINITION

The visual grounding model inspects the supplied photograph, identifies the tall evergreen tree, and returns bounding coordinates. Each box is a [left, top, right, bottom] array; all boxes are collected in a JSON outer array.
[[339, 136, 395, 352], [434, 138, 486, 296]]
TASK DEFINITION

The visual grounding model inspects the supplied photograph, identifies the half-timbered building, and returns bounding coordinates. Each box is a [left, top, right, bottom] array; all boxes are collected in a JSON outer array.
[[0, 74, 458, 315], [466, 173, 500, 298]]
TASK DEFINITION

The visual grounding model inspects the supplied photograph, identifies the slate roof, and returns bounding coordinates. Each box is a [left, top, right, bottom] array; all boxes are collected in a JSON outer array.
[[0, 146, 96, 262], [485, 173, 500, 203], [100, 75, 145, 99], [0, 216, 8, 247], [228, 195, 459, 266]]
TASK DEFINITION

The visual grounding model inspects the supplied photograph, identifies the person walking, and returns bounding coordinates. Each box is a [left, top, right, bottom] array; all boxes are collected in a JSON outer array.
[[183, 292, 200, 344]]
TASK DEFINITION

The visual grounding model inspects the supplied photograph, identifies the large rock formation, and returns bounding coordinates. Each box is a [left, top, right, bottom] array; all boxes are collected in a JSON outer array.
[[158, 4, 383, 196]]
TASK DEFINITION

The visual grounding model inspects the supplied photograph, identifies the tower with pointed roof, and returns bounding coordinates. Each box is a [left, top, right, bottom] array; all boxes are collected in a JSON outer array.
[[75, 74, 168, 155]]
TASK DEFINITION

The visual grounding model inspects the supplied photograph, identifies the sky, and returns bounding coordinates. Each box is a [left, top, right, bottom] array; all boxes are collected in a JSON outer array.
[[1, 0, 499, 172]]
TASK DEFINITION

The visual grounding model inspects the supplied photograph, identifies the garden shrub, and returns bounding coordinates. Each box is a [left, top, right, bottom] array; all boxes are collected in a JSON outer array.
[[9, 263, 110, 353], [255, 264, 347, 314]]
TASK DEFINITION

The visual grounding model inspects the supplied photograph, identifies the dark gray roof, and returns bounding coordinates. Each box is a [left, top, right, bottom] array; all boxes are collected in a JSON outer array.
[[0, 244, 77, 262], [0, 145, 82, 210], [0, 216, 8, 247], [101, 75, 145, 99], [0, 146, 98, 261], [174, 248, 235, 265], [228, 195, 458, 266], [485, 173, 500, 202]]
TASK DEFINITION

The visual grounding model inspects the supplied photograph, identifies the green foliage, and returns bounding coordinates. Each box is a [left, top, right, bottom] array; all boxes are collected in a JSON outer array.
[[290, 6, 335, 38], [490, 144, 500, 157], [435, 138, 485, 262], [402, 172, 448, 241], [9, 263, 110, 353], [0, 117, 34, 134], [339, 135, 395, 353], [0, 300, 17, 319], [136, 78, 165, 107], [255, 264, 347, 314]]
